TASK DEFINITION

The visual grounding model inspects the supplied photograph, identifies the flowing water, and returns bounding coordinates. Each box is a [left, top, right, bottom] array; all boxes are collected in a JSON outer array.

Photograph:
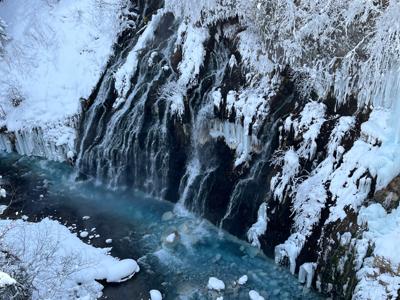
[[0, 153, 323, 299]]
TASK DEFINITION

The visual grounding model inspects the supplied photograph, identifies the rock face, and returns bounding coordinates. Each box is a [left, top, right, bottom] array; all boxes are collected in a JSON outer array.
[[374, 176, 400, 212], [74, 1, 400, 298], [76, 0, 296, 234]]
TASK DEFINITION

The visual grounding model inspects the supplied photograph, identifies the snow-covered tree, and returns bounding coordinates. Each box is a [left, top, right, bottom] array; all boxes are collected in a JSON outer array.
[[0, 17, 8, 56], [165, 0, 400, 110], [247, 0, 400, 108]]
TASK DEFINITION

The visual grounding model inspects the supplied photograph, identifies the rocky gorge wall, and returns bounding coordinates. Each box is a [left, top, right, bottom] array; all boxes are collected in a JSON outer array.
[[75, 1, 400, 299]]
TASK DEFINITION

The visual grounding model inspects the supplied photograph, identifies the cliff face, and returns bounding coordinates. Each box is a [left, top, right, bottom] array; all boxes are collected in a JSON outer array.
[[75, 1, 400, 298]]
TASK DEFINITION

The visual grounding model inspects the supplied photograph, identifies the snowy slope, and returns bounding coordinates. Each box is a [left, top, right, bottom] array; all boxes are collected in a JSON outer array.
[[0, 218, 139, 300], [0, 0, 123, 160]]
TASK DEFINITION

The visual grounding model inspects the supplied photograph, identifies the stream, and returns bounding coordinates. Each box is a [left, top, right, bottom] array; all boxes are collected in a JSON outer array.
[[0, 153, 323, 300]]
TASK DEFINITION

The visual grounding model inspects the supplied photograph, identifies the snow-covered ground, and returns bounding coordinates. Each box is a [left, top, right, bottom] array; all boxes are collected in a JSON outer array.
[[0, 217, 139, 300], [354, 203, 400, 299], [0, 0, 123, 160]]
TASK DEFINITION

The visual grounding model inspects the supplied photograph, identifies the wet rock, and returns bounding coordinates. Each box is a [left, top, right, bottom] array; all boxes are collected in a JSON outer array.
[[161, 211, 174, 221], [374, 175, 400, 211], [272, 288, 280, 296]]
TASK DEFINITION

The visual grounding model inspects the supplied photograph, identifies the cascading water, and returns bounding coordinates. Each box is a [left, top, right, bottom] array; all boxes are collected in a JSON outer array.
[[77, 2, 183, 199], [76, 1, 298, 243]]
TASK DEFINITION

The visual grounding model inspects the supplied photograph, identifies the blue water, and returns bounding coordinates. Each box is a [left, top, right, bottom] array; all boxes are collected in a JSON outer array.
[[0, 153, 323, 299]]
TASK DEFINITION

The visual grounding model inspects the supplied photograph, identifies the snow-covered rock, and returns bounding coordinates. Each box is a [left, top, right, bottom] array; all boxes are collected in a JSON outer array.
[[247, 203, 267, 248], [207, 277, 225, 291], [298, 263, 317, 288], [149, 289, 162, 300], [275, 233, 305, 274], [80, 231, 89, 238], [353, 203, 400, 299], [237, 275, 248, 285], [249, 290, 265, 300], [0, 271, 16, 288], [165, 232, 176, 243], [0, 205, 7, 215]]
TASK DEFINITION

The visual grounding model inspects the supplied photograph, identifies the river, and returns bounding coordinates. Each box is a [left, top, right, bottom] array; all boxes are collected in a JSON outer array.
[[0, 153, 322, 300]]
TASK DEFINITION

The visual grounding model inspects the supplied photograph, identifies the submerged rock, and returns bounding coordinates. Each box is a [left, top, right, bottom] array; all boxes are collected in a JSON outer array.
[[161, 211, 174, 221]]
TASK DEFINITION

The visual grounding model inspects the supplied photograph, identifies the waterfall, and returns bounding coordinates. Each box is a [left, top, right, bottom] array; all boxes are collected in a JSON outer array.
[[77, 9, 179, 196], [76, 3, 298, 240]]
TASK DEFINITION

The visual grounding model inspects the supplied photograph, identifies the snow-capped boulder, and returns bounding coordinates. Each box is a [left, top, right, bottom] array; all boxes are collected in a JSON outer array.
[[207, 277, 225, 291]]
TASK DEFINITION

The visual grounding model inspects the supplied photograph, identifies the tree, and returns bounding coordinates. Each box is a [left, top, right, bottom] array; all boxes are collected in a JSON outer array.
[[0, 17, 8, 56]]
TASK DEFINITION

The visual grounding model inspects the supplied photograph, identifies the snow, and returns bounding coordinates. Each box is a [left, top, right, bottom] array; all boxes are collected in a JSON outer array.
[[284, 101, 326, 161], [212, 89, 223, 108], [176, 23, 209, 88], [114, 10, 164, 103], [298, 263, 316, 288], [358, 204, 400, 267], [82, 216, 91, 220], [237, 29, 274, 76], [105, 239, 113, 244], [0, 205, 7, 215], [0, 0, 122, 160], [271, 106, 400, 294], [354, 203, 400, 299], [209, 120, 261, 167], [0, 217, 139, 299], [0, 188, 5, 198], [274, 114, 355, 272], [328, 109, 400, 222], [0, 121, 78, 161], [165, 0, 239, 26], [249, 290, 265, 300], [80, 231, 89, 238], [0, 271, 16, 288], [237, 275, 248, 285], [207, 277, 225, 291], [271, 148, 300, 202], [149, 289, 163, 300], [105, 259, 139, 283], [247, 203, 267, 248], [275, 233, 305, 274], [67, 150, 74, 160], [162, 22, 210, 117], [165, 232, 176, 243], [229, 54, 237, 69]]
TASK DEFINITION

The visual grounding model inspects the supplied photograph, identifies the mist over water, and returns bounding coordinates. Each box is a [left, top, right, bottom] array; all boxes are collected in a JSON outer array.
[[0, 153, 322, 299]]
